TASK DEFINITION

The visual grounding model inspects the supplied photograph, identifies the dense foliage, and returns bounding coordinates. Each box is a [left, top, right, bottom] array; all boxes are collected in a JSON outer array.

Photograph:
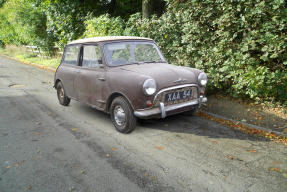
[[0, 0, 286, 103], [122, 0, 287, 103], [84, 14, 125, 38], [0, 0, 152, 51]]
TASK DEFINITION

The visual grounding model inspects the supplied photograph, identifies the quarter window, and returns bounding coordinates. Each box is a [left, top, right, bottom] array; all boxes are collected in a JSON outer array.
[[62, 45, 80, 66], [82, 45, 102, 68]]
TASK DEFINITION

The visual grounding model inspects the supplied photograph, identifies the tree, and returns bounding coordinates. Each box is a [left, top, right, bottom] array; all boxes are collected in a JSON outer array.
[[0, 0, 6, 8], [142, 0, 153, 19]]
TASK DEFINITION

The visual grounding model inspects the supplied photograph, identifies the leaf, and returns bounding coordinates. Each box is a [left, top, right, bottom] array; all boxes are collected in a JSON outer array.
[[155, 146, 165, 150], [14, 160, 24, 167], [211, 140, 218, 144], [106, 154, 110, 158], [228, 155, 233, 160], [269, 167, 279, 171], [111, 147, 117, 151], [212, 47, 218, 52], [247, 150, 257, 153], [6, 165, 11, 169], [71, 128, 77, 131], [273, 161, 280, 165], [241, 45, 248, 52], [25, 185, 32, 191], [270, 53, 278, 58], [32, 132, 40, 136]]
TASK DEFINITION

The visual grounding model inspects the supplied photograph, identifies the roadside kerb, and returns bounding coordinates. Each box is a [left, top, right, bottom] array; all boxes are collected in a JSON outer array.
[[201, 111, 287, 138]]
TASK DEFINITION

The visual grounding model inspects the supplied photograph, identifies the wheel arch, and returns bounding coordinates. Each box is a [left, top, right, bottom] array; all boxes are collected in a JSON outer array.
[[54, 79, 61, 88], [54, 79, 70, 99], [106, 92, 134, 113]]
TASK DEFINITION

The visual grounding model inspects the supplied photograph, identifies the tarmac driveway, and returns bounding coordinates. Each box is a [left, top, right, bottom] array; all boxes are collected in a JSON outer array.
[[0, 56, 286, 192]]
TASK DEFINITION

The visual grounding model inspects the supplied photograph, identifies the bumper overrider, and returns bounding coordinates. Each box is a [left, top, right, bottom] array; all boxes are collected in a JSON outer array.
[[134, 95, 207, 119]]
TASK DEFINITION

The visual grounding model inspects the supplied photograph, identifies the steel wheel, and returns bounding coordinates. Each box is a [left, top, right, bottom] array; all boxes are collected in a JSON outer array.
[[110, 96, 137, 133], [114, 105, 126, 126]]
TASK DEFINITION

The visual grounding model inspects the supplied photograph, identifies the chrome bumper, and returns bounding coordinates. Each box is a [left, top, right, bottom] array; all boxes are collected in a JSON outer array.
[[134, 96, 207, 118]]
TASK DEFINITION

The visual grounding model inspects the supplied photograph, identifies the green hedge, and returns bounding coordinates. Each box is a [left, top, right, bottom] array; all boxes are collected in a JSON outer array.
[[83, 14, 125, 38], [121, 0, 287, 103]]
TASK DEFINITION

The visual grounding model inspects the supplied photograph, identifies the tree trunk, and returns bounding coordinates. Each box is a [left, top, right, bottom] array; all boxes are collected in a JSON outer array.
[[142, 0, 153, 19]]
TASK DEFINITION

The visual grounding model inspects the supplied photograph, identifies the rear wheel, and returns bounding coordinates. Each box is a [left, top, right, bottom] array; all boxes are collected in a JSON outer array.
[[56, 81, 70, 106], [110, 97, 137, 133]]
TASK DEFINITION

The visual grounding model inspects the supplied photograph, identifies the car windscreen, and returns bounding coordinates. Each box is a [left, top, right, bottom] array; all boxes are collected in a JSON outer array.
[[103, 41, 166, 66]]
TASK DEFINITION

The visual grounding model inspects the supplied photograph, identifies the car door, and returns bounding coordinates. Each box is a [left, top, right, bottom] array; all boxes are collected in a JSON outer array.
[[57, 45, 81, 99], [74, 44, 106, 109]]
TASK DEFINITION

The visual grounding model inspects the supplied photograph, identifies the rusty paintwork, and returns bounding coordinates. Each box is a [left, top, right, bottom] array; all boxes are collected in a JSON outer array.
[[54, 36, 206, 118]]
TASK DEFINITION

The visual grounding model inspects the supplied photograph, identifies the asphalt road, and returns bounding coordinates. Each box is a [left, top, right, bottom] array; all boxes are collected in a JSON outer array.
[[0, 56, 286, 192]]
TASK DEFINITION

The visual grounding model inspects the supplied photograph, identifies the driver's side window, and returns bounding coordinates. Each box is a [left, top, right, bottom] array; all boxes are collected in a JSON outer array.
[[82, 45, 102, 68]]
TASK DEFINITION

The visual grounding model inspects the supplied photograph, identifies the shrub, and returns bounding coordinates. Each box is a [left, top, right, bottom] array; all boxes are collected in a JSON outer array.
[[44, 1, 88, 50], [83, 14, 125, 38], [0, 40, 4, 48], [0, 1, 21, 46], [125, 0, 287, 103]]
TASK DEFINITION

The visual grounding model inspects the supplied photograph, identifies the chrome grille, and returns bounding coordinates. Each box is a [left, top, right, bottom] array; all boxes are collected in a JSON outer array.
[[153, 85, 198, 107]]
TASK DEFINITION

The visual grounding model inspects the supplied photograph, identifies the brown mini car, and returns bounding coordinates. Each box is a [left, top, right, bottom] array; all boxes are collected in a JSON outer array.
[[54, 36, 207, 133]]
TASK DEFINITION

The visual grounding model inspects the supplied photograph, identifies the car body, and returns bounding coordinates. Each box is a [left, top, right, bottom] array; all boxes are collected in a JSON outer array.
[[54, 36, 207, 133]]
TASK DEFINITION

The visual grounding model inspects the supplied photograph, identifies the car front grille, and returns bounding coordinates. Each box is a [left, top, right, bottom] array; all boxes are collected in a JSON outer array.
[[153, 85, 198, 107]]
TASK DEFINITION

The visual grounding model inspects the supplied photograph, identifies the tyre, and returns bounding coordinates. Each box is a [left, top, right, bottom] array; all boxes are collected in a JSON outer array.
[[110, 96, 137, 133], [56, 81, 70, 106]]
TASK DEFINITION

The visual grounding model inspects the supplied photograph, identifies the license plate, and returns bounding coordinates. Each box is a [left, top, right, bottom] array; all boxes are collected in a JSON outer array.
[[164, 89, 192, 102]]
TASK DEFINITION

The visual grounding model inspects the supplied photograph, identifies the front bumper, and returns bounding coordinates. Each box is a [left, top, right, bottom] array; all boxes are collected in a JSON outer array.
[[134, 96, 207, 119]]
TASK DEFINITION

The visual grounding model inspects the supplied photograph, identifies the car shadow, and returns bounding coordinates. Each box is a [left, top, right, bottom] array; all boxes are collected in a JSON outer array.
[[138, 113, 270, 142], [75, 103, 269, 142]]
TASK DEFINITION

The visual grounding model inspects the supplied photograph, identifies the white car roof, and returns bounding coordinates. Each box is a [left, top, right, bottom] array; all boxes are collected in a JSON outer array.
[[68, 36, 153, 45]]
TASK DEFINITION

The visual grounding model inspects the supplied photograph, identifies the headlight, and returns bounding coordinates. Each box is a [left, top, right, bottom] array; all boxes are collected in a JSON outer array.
[[143, 79, 156, 95], [198, 72, 208, 86]]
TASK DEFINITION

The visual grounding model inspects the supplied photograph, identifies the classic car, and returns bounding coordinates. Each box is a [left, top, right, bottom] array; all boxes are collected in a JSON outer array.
[[54, 36, 207, 133]]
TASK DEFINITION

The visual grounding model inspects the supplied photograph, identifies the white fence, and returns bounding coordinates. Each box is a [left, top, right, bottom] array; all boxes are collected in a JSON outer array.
[[25, 45, 63, 57]]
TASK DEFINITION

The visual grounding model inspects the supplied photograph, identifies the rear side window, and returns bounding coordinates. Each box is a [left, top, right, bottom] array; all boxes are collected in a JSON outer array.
[[62, 45, 80, 66], [82, 45, 102, 68]]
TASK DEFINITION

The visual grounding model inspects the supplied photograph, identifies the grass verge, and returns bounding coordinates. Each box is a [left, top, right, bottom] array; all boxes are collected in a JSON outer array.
[[0, 45, 61, 69]]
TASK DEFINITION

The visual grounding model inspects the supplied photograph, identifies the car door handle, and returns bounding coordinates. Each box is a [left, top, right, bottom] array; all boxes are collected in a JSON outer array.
[[98, 77, 106, 81]]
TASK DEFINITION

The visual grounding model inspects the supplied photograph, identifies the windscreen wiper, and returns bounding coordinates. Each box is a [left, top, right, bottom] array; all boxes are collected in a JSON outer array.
[[144, 61, 167, 63], [129, 61, 167, 65]]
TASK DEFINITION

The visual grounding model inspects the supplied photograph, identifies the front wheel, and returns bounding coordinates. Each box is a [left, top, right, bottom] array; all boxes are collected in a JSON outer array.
[[110, 97, 137, 133]]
